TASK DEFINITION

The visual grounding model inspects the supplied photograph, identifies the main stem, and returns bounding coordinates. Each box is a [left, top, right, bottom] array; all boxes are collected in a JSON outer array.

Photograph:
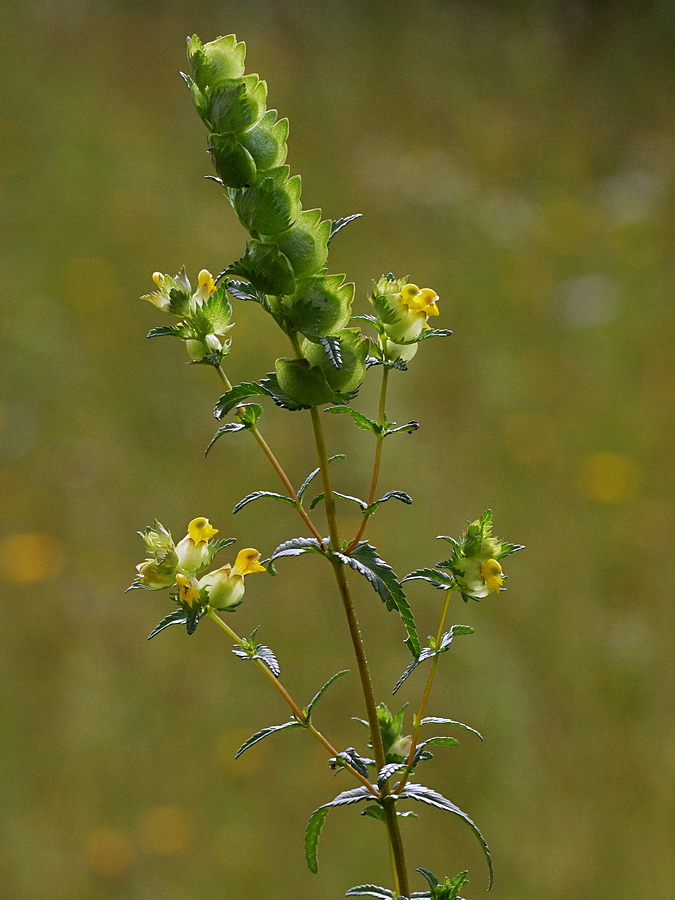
[[207, 608, 378, 796], [309, 405, 411, 899]]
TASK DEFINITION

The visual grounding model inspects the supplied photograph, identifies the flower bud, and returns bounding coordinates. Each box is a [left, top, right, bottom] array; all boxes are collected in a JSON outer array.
[[135, 558, 176, 590]]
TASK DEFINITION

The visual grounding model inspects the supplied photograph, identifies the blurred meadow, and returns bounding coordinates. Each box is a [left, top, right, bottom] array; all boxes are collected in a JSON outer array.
[[1, 1, 674, 898]]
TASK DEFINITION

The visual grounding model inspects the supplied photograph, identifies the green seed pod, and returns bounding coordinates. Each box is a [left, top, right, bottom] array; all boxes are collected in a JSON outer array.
[[233, 166, 302, 236], [266, 209, 330, 279], [239, 110, 289, 172], [227, 239, 296, 296], [206, 75, 268, 135], [207, 132, 257, 188], [301, 328, 369, 393], [187, 34, 247, 93], [275, 357, 335, 407], [283, 274, 353, 338]]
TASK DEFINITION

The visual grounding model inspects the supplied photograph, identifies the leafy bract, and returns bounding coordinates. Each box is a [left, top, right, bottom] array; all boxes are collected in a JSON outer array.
[[393, 625, 474, 693], [232, 490, 296, 515], [333, 543, 420, 657], [328, 213, 362, 244], [205, 421, 246, 455], [147, 609, 188, 640], [214, 381, 267, 419]]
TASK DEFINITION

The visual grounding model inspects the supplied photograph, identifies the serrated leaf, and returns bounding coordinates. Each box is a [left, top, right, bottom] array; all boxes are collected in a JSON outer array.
[[265, 537, 323, 569], [232, 490, 296, 515], [377, 762, 408, 787], [325, 405, 380, 434], [207, 537, 237, 565], [146, 325, 183, 339], [328, 213, 362, 243], [420, 718, 483, 741], [235, 721, 301, 759], [403, 568, 456, 591], [214, 381, 267, 419], [364, 490, 413, 518], [413, 736, 459, 765], [335, 747, 371, 779], [306, 669, 350, 717], [385, 421, 419, 436], [205, 421, 246, 455], [334, 543, 420, 657], [297, 455, 345, 502], [439, 624, 474, 651], [397, 784, 493, 888], [147, 609, 188, 640], [392, 656, 423, 694], [416, 868, 439, 889], [345, 886, 394, 899], [415, 328, 453, 341], [224, 278, 268, 305], [319, 335, 343, 369], [309, 491, 367, 512]]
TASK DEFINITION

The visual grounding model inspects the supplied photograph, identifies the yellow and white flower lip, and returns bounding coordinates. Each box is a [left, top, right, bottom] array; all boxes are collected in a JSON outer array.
[[231, 548, 266, 576], [399, 284, 440, 318], [188, 517, 218, 544], [176, 517, 219, 573], [194, 269, 216, 301], [377, 279, 440, 345], [457, 557, 504, 598], [198, 549, 265, 611]]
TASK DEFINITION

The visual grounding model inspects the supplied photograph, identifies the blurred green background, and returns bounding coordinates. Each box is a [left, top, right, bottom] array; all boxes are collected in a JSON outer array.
[[1, 1, 674, 898]]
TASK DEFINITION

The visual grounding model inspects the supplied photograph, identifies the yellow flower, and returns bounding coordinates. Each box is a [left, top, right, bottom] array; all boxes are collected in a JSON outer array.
[[199, 548, 265, 611], [480, 558, 504, 593], [188, 517, 218, 543], [175, 572, 200, 607], [195, 269, 216, 301], [399, 284, 440, 318], [176, 517, 219, 573]]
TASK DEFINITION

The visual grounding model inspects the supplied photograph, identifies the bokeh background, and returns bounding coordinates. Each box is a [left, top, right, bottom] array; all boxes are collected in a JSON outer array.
[[2, 1, 674, 898]]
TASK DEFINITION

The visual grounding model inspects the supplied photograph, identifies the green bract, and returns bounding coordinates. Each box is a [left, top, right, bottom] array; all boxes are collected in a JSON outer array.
[[302, 328, 369, 394]]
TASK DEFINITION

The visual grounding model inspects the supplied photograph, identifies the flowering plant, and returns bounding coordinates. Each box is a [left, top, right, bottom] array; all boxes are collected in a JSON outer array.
[[130, 32, 523, 900]]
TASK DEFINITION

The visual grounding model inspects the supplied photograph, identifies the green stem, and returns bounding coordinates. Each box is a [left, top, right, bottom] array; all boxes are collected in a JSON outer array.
[[309, 405, 411, 898], [215, 365, 325, 546], [207, 609, 378, 797], [347, 366, 390, 552], [397, 590, 454, 795]]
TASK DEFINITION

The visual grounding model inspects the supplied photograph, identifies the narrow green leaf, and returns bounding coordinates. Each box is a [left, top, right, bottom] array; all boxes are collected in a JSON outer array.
[[232, 490, 296, 515], [328, 213, 362, 244], [364, 490, 413, 518], [403, 568, 456, 591], [305, 807, 331, 874], [297, 454, 345, 502], [265, 537, 323, 570], [385, 421, 420, 437], [309, 491, 367, 512], [325, 406, 379, 434], [345, 886, 394, 899], [146, 325, 183, 339], [214, 381, 267, 419], [147, 609, 187, 640], [416, 868, 439, 889], [306, 669, 350, 717], [397, 784, 493, 889], [235, 721, 301, 759], [205, 422, 246, 455], [420, 717, 483, 741]]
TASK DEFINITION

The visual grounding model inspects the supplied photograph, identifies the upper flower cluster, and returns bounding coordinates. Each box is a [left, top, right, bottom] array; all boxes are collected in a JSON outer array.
[[371, 275, 441, 362], [142, 268, 234, 364], [436, 510, 523, 603], [131, 517, 264, 613]]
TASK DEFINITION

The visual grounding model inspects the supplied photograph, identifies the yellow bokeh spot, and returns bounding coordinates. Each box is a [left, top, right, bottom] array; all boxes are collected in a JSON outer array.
[[84, 827, 132, 878], [138, 805, 194, 857], [232, 548, 266, 577], [188, 517, 218, 544], [580, 452, 639, 503], [0, 533, 64, 584]]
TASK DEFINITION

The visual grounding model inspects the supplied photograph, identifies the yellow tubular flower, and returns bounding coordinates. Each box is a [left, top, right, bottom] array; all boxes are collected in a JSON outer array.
[[195, 269, 216, 300], [175, 572, 200, 607], [481, 558, 504, 593], [400, 284, 440, 317], [188, 517, 219, 544], [232, 548, 266, 576]]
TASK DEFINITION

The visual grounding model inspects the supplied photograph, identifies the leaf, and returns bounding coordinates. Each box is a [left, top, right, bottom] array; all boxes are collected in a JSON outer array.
[[439, 624, 475, 651], [364, 490, 413, 518], [305, 786, 373, 873], [328, 213, 362, 243], [416, 328, 454, 341], [335, 747, 371, 779], [403, 568, 456, 591], [207, 536, 237, 565], [421, 718, 483, 741], [232, 638, 281, 677], [319, 335, 343, 369], [385, 421, 420, 437], [226, 239, 296, 296], [306, 669, 350, 718], [236, 403, 263, 427], [309, 491, 367, 512], [224, 278, 268, 305], [397, 784, 493, 888], [146, 325, 183, 339], [361, 805, 418, 823], [232, 490, 296, 515], [377, 762, 408, 788], [235, 721, 302, 759], [334, 543, 420, 657], [147, 609, 188, 640], [416, 868, 439, 889], [392, 656, 423, 694], [413, 737, 459, 765], [297, 454, 345, 502], [345, 886, 395, 899], [205, 422, 246, 455], [184, 604, 205, 635], [325, 405, 379, 434], [214, 381, 267, 419], [259, 371, 313, 411], [265, 537, 323, 571]]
